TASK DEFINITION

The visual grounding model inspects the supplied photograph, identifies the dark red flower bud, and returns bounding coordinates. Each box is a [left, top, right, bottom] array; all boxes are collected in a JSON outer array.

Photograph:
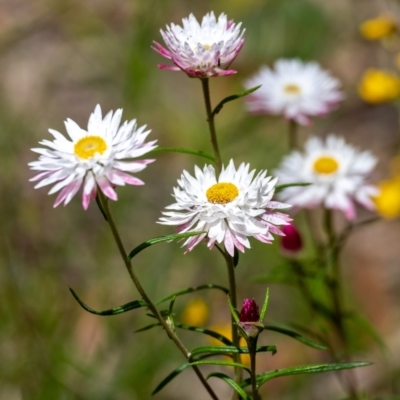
[[280, 223, 303, 255], [239, 299, 260, 323]]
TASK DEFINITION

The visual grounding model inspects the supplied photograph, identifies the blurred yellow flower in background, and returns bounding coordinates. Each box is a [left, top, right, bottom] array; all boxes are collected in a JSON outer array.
[[374, 178, 400, 218], [180, 297, 209, 326], [360, 16, 397, 40], [358, 69, 400, 103]]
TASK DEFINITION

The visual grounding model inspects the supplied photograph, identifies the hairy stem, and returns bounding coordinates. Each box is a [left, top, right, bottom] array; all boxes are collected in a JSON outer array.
[[97, 191, 219, 400]]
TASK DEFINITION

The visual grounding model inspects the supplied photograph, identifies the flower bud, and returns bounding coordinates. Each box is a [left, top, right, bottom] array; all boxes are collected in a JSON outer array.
[[239, 299, 263, 338], [280, 223, 303, 255]]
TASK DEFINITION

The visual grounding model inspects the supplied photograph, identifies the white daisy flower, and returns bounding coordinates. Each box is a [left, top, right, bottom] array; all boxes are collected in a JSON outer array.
[[274, 135, 379, 220], [152, 12, 245, 78], [244, 59, 344, 126], [29, 105, 157, 209], [159, 160, 291, 256]]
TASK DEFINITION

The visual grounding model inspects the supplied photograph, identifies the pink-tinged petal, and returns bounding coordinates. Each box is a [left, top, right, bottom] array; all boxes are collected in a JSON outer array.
[[82, 174, 96, 210], [53, 179, 82, 208], [214, 68, 237, 76], [97, 176, 118, 201], [224, 229, 235, 257], [184, 232, 206, 253], [30, 170, 56, 182], [158, 64, 181, 71], [232, 235, 245, 253], [110, 170, 145, 186], [152, 41, 172, 59], [342, 203, 356, 221]]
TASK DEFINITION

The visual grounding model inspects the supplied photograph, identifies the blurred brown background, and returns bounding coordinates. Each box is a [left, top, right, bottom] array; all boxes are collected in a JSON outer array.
[[1, 0, 400, 399]]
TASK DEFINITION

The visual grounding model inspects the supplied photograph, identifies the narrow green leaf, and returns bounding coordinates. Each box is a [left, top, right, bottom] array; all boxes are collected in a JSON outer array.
[[255, 362, 371, 388], [69, 287, 147, 316], [152, 362, 191, 395], [227, 296, 240, 324], [264, 325, 327, 350], [275, 182, 312, 193], [169, 296, 176, 314], [191, 360, 251, 374], [210, 85, 261, 118], [150, 147, 215, 162], [175, 323, 233, 346], [128, 231, 206, 261], [207, 372, 251, 400], [155, 284, 229, 305], [134, 323, 161, 333], [260, 288, 270, 322], [190, 345, 276, 358]]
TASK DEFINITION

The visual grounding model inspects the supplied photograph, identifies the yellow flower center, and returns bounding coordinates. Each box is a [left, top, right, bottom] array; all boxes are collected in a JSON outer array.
[[284, 84, 301, 95], [358, 69, 400, 104], [74, 135, 107, 159], [203, 44, 211, 50], [313, 156, 339, 174], [206, 182, 239, 204], [359, 16, 397, 40]]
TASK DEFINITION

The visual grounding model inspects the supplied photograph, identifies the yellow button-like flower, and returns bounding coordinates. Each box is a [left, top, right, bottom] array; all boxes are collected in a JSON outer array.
[[360, 16, 397, 40], [180, 298, 209, 326], [374, 178, 400, 218], [358, 69, 400, 104]]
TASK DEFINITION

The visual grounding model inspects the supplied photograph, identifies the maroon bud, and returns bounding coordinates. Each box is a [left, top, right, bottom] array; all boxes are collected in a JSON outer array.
[[239, 299, 262, 338], [281, 223, 303, 255]]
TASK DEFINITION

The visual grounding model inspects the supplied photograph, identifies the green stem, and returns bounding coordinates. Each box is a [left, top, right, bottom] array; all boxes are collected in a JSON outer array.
[[96, 191, 219, 400], [288, 119, 298, 150], [201, 78, 222, 172], [248, 337, 259, 400], [224, 249, 242, 398]]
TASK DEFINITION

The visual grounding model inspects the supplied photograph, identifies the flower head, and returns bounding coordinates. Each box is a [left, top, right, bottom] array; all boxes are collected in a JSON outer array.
[[180, 298, 209, 326], [239, 298, 262, 338], [159, 160, 291, 256], [280, 223, 303, 255], [152, 12, 245, 78], [275, 135, 378, 220], [373, 178, 400, 219], [360, 16, 397, 40], [244, 59, 344, 126], [358, 69, 400, 104], [29, 105, 157, 209]]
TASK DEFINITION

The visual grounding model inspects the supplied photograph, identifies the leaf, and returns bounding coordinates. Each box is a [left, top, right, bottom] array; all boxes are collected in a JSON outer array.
[[128, 231, 206, 260], [207, 372, 251, 400], [134, 323, 161, 333], [155, 283, 229, 305], [190, 345, 277, 359], [152, 362, 191, 395], [275, 182, 312, 193], [210, 85, 262, 118], [260, 288, 270, 322], [191, 360, 251, 374], [69, 287, 147, 316], [241, 362, 371, 388], [264, 325, 327, 350], [175, 323, 233, 346], [227, 296, 240, 324], [150, 147, 215, 162]]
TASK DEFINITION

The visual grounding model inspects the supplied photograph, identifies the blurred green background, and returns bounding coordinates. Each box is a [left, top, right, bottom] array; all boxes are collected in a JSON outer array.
[[1, 0, 400, 399]]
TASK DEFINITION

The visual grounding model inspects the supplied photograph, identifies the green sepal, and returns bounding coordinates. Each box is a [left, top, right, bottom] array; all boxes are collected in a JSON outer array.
[[233, 247, 239, 267], [150, 147, 215, 162], [191, 360, 251, 374], [128, 231, 206, 261], [240, 362, 371, 389], [69, 287, 147, 316], [264, 325, 327, 350], [210, 85, 262, 118], [207, 372, 251, 400], [155, 283, 229, 305], [227, 296, 240, 324], [190, 345, 277, 359], [134, 323, 161, 333], [259, 288, 270, 322], [95, 194, 107, 221], [175, 323, 233, 346], [275, 182, 312, 193]]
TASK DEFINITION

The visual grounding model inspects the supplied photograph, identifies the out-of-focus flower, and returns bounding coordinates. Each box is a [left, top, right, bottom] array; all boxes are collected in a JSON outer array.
[[360, 16, 397, 40], [159, 160, 291, 256], [244, 59, 343, 126], [239, 298, 263, 338], [153, 12, 245, 78], [180, 298, 209, 326], [280, 223, 303, 255], [275, 135, 378, 220], [358, 69, 400, 104], [29, 105, 157, 209], [373, 178, 400, 218]]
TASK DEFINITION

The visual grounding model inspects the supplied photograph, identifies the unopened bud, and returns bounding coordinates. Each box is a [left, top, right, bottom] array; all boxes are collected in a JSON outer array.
[[239, 299, 263, 338], [281, 223, 303, 255]]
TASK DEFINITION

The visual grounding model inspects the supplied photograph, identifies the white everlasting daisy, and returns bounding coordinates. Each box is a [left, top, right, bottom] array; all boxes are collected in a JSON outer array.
[[29, 105, 157, 209], [275, 135, 378, 220], [152, 12, 245, 78], [244, 59, 344, 126], [159, 160, 291, 256]]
